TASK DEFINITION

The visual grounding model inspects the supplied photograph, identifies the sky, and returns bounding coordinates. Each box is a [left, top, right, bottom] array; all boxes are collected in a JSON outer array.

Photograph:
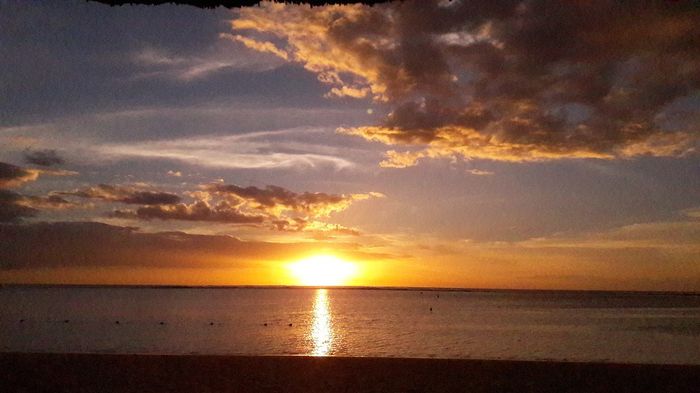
[[1, 0, 699, 291]]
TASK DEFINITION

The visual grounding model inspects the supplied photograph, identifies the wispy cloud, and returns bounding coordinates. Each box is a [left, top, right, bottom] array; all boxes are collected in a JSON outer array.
[[131, 40, 284, 81], [97, 132, 356, 170], [465, 168, 494, 176]]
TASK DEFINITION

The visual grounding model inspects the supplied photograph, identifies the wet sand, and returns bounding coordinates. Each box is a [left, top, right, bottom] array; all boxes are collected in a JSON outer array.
[[2, 352, 699, 393]]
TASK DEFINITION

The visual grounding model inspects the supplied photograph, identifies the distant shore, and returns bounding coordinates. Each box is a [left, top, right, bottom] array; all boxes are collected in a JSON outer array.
[[2, 353, 699, 393]]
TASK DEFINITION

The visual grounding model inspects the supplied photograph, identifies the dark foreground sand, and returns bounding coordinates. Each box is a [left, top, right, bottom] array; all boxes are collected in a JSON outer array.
[[2, 353, 699, 393]]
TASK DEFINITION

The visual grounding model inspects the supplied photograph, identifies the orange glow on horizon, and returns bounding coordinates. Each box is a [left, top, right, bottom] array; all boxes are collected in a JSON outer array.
[[287, 254, 358, 286]]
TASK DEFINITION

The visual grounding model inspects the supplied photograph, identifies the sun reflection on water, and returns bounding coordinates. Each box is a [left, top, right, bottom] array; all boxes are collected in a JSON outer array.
[[311, 288, 333, 356]]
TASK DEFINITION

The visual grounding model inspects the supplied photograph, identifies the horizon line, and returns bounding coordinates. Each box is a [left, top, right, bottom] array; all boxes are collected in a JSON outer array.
[[1, 283, 698, 296]]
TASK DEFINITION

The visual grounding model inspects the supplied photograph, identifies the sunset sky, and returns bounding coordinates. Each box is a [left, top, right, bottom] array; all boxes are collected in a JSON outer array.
[[1, 0, 699, 291]]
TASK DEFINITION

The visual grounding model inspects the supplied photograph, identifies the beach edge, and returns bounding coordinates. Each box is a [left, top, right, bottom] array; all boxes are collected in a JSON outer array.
[[2, 352, 699, 392]]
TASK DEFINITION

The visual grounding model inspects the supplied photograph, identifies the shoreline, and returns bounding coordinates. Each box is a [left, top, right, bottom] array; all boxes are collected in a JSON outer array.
[[3, 352, 699, 392]]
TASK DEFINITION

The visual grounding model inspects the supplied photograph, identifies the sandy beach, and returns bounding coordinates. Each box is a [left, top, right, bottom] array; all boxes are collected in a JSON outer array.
[[2, 352, 699, 393]]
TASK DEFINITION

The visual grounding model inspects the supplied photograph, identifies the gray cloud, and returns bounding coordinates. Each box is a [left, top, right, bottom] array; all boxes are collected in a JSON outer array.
[[58, 184, 181, 205], [23, 149, 64, 167], [0, 190, 37, 223], [111, 200, 266, 224], [0, 162, 76, 222]]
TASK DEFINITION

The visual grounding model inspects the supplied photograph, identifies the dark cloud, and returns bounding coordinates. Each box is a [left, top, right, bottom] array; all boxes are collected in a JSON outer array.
[[23, 149, 64, 167], [0, 221, 315, 270], [0, 162, 39, 188], [235, 1, 700, 165], [211, 184, 340, 209], [0, 190, 75, 223], [111, 200, 265, 224], [58, 184, 181, 205], [0, 162, 76, 222], [0, 190, 37, 223], [106, 183, 380, 233], [207, 183, 380, 217]]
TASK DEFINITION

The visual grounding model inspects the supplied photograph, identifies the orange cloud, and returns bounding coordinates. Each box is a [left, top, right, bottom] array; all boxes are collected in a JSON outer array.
[[97, 183, 383, 236], [220, 33, 289, 60], [207, 184, 383, 219], [0, 162, 40, 188]]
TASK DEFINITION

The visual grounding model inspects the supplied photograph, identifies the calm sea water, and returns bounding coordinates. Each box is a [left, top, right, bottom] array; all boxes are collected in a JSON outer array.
[[2, 286, 699, 364]]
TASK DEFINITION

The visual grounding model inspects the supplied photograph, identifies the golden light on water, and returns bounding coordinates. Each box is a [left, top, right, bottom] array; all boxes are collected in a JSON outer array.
[[287, 254, 358, 286], [310, 288, 333, 356]]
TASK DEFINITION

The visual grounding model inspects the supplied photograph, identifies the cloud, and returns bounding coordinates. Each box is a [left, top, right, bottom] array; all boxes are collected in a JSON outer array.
[[0, 188, 73, 223], [0, 190, 37, 223], [233, 1, 700, 166], [131, 42, 283, 81], [207, 183, 382, 217], [107, 182, 381, 235], [684, 207, 700, 219], [0, 221, 313, 270], [271, 218, 361, 238], [220, 33, 289, 60], [57, 184, 181, 205], [465, 168, 494, 176], [23, 149, 64, 167], [0, 162, 40, 188], [111, 200, 266, 224], [15, 194, 75, 210], [0, 162, 78, 222], [98, 132, 355, 170]]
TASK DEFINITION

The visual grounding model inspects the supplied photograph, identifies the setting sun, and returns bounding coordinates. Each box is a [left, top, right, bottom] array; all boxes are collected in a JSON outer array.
[[287, 255, 358, 286]]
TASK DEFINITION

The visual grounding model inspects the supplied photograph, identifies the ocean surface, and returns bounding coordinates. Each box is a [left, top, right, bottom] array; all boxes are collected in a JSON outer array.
[[2, 286, 699, 364]]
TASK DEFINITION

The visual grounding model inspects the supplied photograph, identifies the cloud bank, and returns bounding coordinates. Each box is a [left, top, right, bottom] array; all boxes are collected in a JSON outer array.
[[233, 1, 700, 166], [0, 221, 310, 270], [110, 183, 381, 234], [58, 184, 182, 205]]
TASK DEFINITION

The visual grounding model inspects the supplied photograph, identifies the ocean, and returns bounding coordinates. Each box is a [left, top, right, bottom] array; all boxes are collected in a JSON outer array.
[[2, 286, 699, 364]]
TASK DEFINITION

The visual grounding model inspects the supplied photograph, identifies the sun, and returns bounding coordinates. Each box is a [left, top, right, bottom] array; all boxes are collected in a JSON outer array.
[[287, 254, 358, 286]]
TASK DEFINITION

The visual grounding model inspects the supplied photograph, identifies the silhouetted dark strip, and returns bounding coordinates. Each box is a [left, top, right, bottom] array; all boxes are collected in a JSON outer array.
[[2, 353, 699, 393]]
